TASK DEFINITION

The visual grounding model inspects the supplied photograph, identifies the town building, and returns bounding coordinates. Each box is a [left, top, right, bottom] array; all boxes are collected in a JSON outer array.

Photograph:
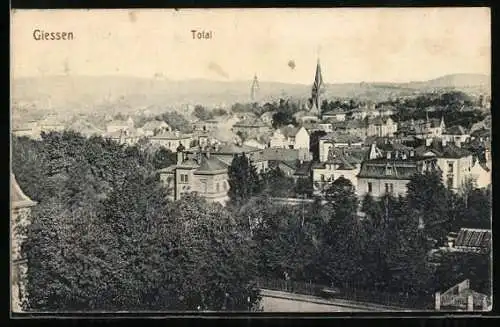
[[260, 111, 275, 126], [231, 118, 270, 139], [302, 122, 334, 134], [158, 145, 229, 205], [321, 110, 346, 122], [312, 147, 363, 195], [442, 125, 470, 146], [142, 120, 171, 136], [150, 131, 193, 152], [189, 142, 268, 174], [357, 143, 439, 198], [470, 159, 491, 189], [243, 138, 268, 149], [447, 228, 491, 254], [11, 174, 37, 312], [106, 117, 135, 133], [366, 117, 398, 137], [193, 119, 219, 133], [270, 125, 310, 152], [415, 139, 474, 192], [318, 133, 363, 163], [104, 129, 145, 146]]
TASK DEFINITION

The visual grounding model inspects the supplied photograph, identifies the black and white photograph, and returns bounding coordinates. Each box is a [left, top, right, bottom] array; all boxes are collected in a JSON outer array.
[[10, 8, 492, 314]]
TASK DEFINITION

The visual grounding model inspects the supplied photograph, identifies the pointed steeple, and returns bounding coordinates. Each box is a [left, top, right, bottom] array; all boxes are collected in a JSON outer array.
[[310, 58, 324, 116], [250, 74, 260, 102]]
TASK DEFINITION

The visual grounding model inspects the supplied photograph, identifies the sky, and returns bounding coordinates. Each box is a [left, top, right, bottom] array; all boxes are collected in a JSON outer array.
[[11, 8, 490, 84]]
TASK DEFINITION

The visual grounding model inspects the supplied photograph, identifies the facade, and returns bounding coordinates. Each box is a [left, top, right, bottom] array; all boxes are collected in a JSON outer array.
[[415, 139, 474, 192], [366, 117, 398, 137], [270, 125, 310, 152], [357, 143, 439, 198], [11, 174, 37, 312], [232, 119, 270, 139], [442, 125, 470, 146], [142, 120, 171, 136], [312, 148, 363, 194], [322, 110, 346, 121], [158, 147, 230, 205], [318, 133, 363, 163], [150, 131, 193, 152], [193, 119, 219, 133], [189, 142, 269, 174]]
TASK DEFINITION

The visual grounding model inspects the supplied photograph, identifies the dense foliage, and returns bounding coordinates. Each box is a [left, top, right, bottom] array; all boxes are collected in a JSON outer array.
[[13, 132, 259, 311]]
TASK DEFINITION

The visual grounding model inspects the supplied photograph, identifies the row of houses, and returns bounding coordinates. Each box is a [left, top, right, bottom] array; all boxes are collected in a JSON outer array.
[[158, 132, 491, 206]]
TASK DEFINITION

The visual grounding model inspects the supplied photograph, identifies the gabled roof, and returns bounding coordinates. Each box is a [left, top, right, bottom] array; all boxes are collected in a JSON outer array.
[[454, 228, 491, 250], [11, 174, 37, 208], [415, 139, 472, 159], [262, 148, 301, 162], [151, 131, 191, 140], [195, 155, 228, 174], [320, 132, 363, 144], [213, 143, 260, 154]]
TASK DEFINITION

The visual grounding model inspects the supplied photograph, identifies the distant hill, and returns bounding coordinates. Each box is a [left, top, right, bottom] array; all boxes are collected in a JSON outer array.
[[11, 73, 490, 120]]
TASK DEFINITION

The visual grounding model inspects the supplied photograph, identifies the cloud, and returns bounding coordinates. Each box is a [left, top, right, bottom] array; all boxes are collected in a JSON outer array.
[[207, 61, 229, 79]]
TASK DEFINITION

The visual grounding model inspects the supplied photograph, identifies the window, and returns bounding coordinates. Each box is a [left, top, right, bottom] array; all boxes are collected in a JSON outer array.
[[201, 180, 207, 193], [321, 174, 325, 182], [389, 183, 394, 193], [447, 176, 453, 189], [447, 161, 454, 173], [385, 183, 389, 193], [368, 182, 373, 193], [289, 145, 294, 149], [387, 166, 393, 175], [180, 174, 189, 183]]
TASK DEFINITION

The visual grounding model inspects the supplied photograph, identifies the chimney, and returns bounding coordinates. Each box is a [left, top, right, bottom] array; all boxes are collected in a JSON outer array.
[[177, 150, 183, 165]]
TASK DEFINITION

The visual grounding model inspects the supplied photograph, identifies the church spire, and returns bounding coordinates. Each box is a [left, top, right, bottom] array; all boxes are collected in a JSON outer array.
[[311, 58, 324, 115], [250, 74, 260, 102]]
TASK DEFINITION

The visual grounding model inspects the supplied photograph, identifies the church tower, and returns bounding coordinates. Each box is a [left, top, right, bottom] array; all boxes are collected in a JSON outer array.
[[250, 74, 260, 102], [310, 59, 324, 117]]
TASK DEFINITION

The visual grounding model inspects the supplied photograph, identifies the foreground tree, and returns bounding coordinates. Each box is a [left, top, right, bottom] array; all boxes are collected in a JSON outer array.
[[227, 153, 262, 207]]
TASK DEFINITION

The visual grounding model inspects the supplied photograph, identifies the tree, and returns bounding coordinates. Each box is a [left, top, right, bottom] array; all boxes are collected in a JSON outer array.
[[260, 166, 295, 198], [193, 105, 214, 121], [227, 153, 262, 207], [309, 130, 327, 161], [294, 178, 313, 198], [157, 111, 192, 133], [406, 171, 452, 244], [151, 147, 176, 169]]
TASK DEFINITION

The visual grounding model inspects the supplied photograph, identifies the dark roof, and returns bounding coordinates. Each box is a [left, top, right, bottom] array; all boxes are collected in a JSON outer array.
[[195, 155, 228, 174], [415, 139, 472, 159], [471, 127, 490, 138], [368, 117, 394, 126], [326, 148, 363, 167], [445, 125, 468, 135], [262, 148, 301, 162], [320, 132, 363, 144], [346, 120, 367, 129], [213, 143, 260, 154], [293, 161, 314, 176], [455, 228, 491, 250]]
